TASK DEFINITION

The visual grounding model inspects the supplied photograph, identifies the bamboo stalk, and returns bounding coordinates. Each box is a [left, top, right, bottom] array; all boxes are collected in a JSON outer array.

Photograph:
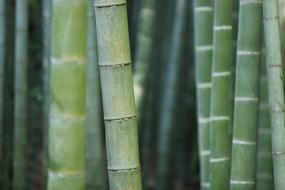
[[230, 0, 262, 189], [13, 0, 28, 189], [94, 0, 142, 189], [48, 0, 87, 189], [256, 47, 274, 190], [210, 0, 234, 189], [42, 0, 51, 188], [193, 0, 213, 189], [156, 1, 187, 189], [86, 0, 106, 189], [0, 0, 6, 183], [263, 0, 285, 189]]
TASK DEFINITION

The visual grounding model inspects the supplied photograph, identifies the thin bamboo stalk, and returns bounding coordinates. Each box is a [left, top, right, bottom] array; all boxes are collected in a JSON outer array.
[[0, 0, 6, 183], [48, 0, 87, 189], [193, 0, 213, 189], [156, 1, 187, 189], [230, 0, 262, 189], [42, 0, 51, 188], [210, 0, 234, 189], [263, 0, 285, 189], [256, 47, 274, 190], [86, 0, 106, 189], [94, 0, 142, 189], [13, 0, 28, 189]]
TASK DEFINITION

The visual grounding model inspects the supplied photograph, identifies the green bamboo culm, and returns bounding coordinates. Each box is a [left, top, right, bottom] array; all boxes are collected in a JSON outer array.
[[230, 0, 262, 189], [263, 0, 285, 189], [193, 0, 213, 189], [210, 0, 234, 189], [86, 0, 106, 189], [256, 47, 274, 190], [42, 0, 52, 188], [13, 0, 28, 189], [0, 0, 6, 181], [94, 0, 142, 189], [48, 0, 87, 189]]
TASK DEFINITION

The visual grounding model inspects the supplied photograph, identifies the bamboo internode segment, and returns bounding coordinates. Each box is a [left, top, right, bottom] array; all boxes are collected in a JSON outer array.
[[48, 0, 87, 189], [194, 0, 213, 189], [210, 0, 234, 189], [94, 0, 142, 189], [263, 0, 285, 189]]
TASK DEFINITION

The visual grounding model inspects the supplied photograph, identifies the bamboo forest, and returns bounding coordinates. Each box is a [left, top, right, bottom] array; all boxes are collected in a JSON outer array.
[[2, 0, 285, 190]]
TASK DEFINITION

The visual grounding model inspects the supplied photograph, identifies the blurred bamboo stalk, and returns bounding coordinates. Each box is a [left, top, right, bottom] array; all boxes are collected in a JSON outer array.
[[156, 0, 187, 189], [256, 46, 274, 190], [86, 0, 106, 189], [193, 0, 213, 189], [48, 0, 87, 189], [210, 0, 234, 189], [263, 0, 285, 189], [94, 0, 142, 189], [230, 1, 262, 189]]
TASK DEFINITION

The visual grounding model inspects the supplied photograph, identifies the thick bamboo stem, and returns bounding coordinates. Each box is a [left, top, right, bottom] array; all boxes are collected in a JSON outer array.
[[48, 0, 87, 189], [230, 1, 262, 190], [210, 0, 234, 189], [94, 0, 142, 189], [193, 0, 213, 189], [263, 0, 285, 189], [86, 0, 106, 189], [13, 0, 28, 189]]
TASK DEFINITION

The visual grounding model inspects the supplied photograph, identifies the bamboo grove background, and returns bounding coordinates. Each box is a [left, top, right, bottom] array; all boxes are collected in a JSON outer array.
[[1, 0, 285, 190]]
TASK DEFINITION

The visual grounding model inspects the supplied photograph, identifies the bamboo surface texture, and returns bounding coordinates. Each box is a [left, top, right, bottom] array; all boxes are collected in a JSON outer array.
[[86, 0, 106, 189], [48, 0, 87, 189], [263, 0, 285, 189], [193, 0, 213, 189], [13, 0, 28, 189], [230, 0, 262, 189], [94, 0, 142, 189], [256, 47, 274, 190], [210, 0, 234, 189]]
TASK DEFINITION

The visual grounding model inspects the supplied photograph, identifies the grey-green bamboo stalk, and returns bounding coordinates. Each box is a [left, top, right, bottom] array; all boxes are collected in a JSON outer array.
[[193, 0, 213, 189], [230, 1, 262, 189], [0, 0, 6, 181], [86, 0, 106, 189], [263, 0, 285, 189], [210, 0, 234, 189], [256, 47, 274, 190], [156, 1, 187, 189], [48, 0, 87, 189], [94, 0, 142, 189], [13, 0, 28, 189]]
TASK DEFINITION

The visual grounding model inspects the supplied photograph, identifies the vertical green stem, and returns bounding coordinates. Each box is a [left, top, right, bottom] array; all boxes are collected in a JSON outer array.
[[263, 0, 285, 189], [13, 0, 28, 189], [256, 47, 274, 190], [210, 0, 234, 189], [48, 0, 87, 189], [86, 0, 106, 189], [193, 0, 213, 189], [94, 0, 142, 189], [230, 1, 262, 189]]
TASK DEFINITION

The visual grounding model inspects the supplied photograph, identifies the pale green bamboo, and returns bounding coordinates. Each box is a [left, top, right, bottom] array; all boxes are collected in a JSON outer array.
[[94, 0, 142, 189], [13, 0, 28, 189], [0, 0, 6, 182], [42, 0, 51, 188], [256, 47, 274, 190], [193, 0, 213, 189], [230, 1, 262, 189], [210, 0, 234, 189], [263, 0, 285, 189], [157, 1, 187, 189], [48, 0, 87, 189], [86, 0, 106, 189]]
